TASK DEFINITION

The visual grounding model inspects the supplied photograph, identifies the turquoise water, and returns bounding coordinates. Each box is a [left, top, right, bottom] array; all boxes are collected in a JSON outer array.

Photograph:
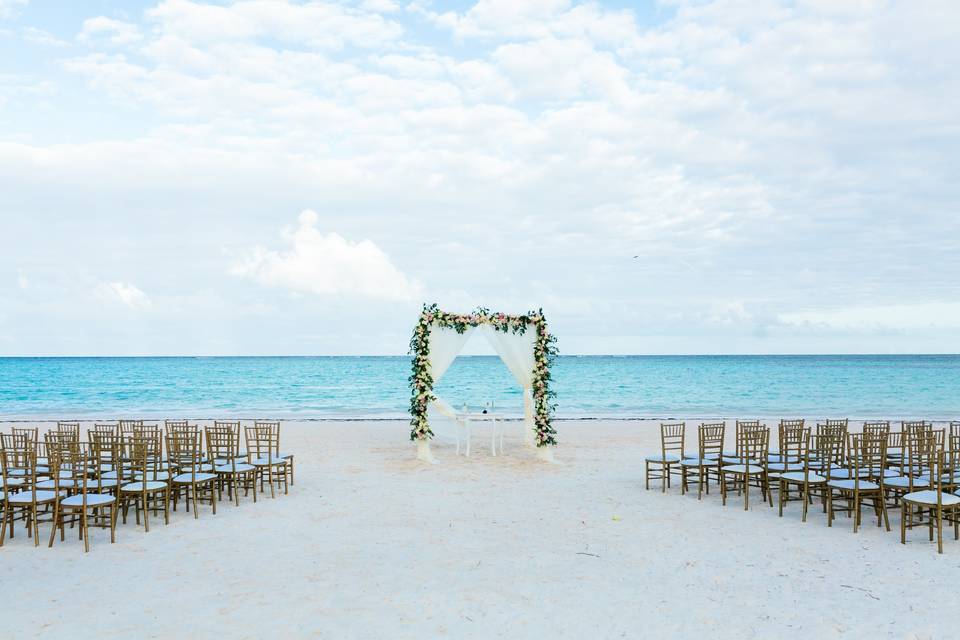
[[0, 355, 958, 420]]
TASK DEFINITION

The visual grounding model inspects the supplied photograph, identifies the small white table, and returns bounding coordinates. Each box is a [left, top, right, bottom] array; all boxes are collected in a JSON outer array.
[[455, 412, 505, 457]]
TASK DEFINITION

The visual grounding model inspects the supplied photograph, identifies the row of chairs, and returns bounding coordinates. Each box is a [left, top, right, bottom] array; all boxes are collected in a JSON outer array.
[[0, 419, 295, 552], [645, 419, 960, 553]]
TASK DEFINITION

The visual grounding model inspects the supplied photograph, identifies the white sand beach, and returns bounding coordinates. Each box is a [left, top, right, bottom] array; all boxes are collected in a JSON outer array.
[[3, 419, 958, 639]]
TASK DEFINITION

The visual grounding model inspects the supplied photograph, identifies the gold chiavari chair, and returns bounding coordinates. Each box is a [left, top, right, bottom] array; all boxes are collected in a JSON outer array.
[[48, 442, 119, 552], [884, 427, 936, 505], [246, 423, 289, 498], [255, 420, 294, 486], [207, 427, 256, 506], [720, 426, 772, 511], [0, 440, 58, 546], [826, 432, 889, 533], [644, 422, 686, 492], [781, 431, 843, 522], [680, 423, 725, 500], [167, 431, 216, 518], [120, 437, 170, 532], [901, 439, 960, 554]]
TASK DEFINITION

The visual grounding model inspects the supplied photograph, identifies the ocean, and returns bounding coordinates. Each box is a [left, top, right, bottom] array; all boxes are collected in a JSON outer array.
[[1, 354, 958, 421]]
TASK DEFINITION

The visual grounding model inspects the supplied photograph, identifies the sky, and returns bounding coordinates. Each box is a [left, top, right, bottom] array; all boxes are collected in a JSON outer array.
[[0, 0, 958, 356]]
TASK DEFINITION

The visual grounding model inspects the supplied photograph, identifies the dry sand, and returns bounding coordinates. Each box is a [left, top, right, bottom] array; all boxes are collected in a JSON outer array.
[[2, 419, 958, 639]]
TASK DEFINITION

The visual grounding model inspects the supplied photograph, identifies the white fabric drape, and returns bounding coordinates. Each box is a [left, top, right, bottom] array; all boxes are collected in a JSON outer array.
[[426, 324, 475, 440], [479, 325, 537, 444]]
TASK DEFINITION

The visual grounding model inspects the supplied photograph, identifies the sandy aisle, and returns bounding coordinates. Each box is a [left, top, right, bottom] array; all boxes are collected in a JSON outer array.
[[2, 419, 958, 639]]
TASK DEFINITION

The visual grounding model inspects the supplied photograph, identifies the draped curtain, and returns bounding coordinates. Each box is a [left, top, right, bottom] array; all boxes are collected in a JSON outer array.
[[479, 325, 536, 443], [426, 324, 475, 440], [425, 322, 537, 445]]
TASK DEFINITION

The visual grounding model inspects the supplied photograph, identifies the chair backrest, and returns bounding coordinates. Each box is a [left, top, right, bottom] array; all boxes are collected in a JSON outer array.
[[245, 423, 280, 462], [738, 427, 768, 468], [89, 431, 124, 490], [824, 418, 848, 428], [119, 420, 143, 439], [56, 421, 81, 439], [165, 419, 189, 429], [780, 425, 807, 463], [698, 423, 724, 460], [92, 422, 119, 438], [848, 432, 887, 481], [206, 427, 238, 471], [863, 421, 890, 436], [166, 431, 201, 480], [255, 420, 281, 454], [127, 436, 159, 489], [658, 422, 684, 459], [812, 431, 844, 475]]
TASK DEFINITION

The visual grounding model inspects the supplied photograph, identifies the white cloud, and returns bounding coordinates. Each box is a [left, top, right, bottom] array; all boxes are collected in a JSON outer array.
[[95, 282, 152, 309], [22, 26, 68, 47], [146, 0, 402, 49], [0, 0, 27, 19], [16, 269, 28, 290], [79, 17, 142, 46], [230, 210, 422, 301], [779, 303, 960, 332]]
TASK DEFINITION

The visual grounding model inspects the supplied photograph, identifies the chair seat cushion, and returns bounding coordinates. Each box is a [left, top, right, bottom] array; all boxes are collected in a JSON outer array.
[[722, 458, 762, 466], [121, 481, 167, 492], [767, 462, 804, 473], [173, 472, 217, 483], [35, 479, 80, 490], [278, 452, 294, 460], [61, 493, 115, 508], [132, 472, 172, 482], [780, 471, 826, 484], [680, 458, 715, 467], [644, 454, 680, 463], [8, 490, 60, 504], [216, 463, 254, 473], [827, 479, 880, 491], [1, 478, 25, 488], [722, 464, 764, 475], [902, 490, 960, 506], [884, 475, 930, 489], [251, 457, 287, 467]]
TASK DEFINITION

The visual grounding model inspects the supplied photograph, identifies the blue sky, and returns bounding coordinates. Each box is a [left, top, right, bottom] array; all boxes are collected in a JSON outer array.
[[1, 0, 958, 356]]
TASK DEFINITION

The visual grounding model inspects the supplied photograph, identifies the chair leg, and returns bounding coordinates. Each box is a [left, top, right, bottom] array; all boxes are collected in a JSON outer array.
[[901, 501, 907, 544]]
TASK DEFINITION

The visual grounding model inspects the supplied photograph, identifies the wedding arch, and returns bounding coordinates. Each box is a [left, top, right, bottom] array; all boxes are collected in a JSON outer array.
[[408, 304, 558, 462]]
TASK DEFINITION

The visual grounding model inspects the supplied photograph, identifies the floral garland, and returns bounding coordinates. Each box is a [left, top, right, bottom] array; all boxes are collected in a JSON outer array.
[[409, 303, 558, 447]]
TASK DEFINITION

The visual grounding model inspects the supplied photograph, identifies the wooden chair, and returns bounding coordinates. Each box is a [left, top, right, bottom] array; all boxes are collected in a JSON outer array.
[[780, 432, 843, 521], [120, 437, 170, 532], [884, 427, 936, 505], [901, 441, 960, 553], [48, 443, 118, 552], [207, 427, 256, 506], [167, 431, 216, 518], [246, 423, 289, 498], [826, 433, 889, 533], [644, 422, 685, 492], [720, 426, 771, 510], [256, 420, 293, 486], [0, 443, 57, 547], [680, 423, 725, 499]]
